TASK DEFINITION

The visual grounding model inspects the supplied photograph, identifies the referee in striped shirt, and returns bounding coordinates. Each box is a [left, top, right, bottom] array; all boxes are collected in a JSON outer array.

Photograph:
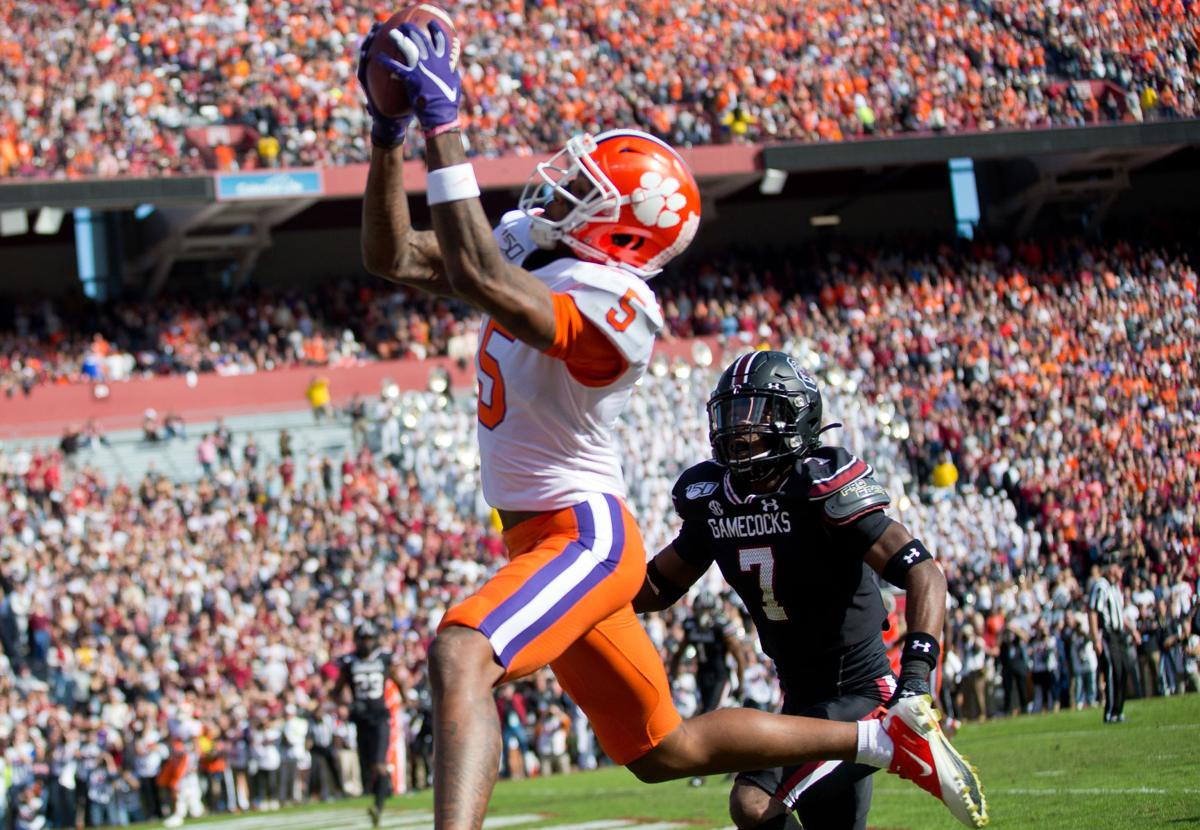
[[1088, 556, 1142, 723]]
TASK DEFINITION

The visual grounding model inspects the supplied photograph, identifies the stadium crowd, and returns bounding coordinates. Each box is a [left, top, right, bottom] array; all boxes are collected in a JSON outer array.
[[3, 237, 1200, 826], [0, 281, 477, 398], [1, 0, 1197, 178]]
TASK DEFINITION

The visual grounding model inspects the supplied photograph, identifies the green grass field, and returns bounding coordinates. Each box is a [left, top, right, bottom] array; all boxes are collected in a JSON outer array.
[[176, 695, 1200, 830]]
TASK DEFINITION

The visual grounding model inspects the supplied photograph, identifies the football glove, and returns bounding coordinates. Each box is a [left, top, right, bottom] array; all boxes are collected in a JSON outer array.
[[356, 22, 411, 149], [382, 21, 461, 133]]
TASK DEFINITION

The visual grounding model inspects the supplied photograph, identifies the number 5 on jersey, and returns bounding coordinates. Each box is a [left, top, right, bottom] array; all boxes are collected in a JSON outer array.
[[478, 291, 637, 430], [478, 320, 514, 430]]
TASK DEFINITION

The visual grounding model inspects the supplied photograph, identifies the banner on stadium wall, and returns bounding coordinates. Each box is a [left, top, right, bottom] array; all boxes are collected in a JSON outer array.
[[386, 680, 407, 794], [216, 170, 324, 201], [1047, 80, 1129, 120], [184, 125, 262, 168]]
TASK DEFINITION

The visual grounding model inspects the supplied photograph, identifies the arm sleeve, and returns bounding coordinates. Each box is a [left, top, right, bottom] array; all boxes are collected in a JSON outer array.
[[670, 481, 716, 571], [671, 521, 715, 571], [543, 292, 629, 387]]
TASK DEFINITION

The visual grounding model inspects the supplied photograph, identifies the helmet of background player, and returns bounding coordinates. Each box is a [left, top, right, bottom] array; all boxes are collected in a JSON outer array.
[[693, 593, 719, 628], [354, 620, 379, 657], [708, 351, 823, 486], [518, 130, 701, 279]]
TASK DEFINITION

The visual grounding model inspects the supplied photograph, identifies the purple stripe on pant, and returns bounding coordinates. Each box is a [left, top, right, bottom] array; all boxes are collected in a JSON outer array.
[[486, 495, 626, 668]]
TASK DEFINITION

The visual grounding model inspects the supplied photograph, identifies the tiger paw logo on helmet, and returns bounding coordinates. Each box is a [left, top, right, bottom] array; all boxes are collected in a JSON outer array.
[[632, 172, 689, 229]]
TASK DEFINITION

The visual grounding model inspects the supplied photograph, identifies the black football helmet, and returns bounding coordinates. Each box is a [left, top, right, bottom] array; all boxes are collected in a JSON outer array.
[[708, 350, 823, 485], [354, 620, 380, 656]]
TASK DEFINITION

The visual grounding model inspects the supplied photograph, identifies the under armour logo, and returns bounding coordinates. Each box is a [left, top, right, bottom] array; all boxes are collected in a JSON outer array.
[[912, 641, 932, 653], [709, 500, 724, 516], [761, 499, 779, 512], [903, 548, 921, 564]]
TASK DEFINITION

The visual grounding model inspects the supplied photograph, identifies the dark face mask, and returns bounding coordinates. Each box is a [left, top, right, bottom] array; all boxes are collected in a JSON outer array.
[[355, 640, 376, 658]]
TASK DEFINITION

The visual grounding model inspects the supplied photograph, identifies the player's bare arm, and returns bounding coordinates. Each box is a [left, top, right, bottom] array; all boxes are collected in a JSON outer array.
[[425, 131, 557, 349], [331, 671, 349, 706], [864, 520, 947, 637], [634, 543, 705, 614], [724, 629, 748, 692], [362, 145, 455, 297], [388, 662, 411, 697], [865, 519, 949, 705]]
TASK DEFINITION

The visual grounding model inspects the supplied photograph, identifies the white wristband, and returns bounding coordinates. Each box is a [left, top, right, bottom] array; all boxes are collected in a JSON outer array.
[[426, 163, 480, 206]]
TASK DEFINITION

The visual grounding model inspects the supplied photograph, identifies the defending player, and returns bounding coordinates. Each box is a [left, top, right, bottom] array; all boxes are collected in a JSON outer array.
[[635, 351, 976, 829], [357, 19, 987, 830], [332, 622, 408, 827]]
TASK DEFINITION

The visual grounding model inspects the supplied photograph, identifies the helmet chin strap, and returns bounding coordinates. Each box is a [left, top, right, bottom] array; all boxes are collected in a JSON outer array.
[[729, 456, 793, 493]]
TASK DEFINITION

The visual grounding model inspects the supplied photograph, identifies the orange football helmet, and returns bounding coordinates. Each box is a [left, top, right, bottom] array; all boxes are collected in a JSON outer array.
[[519, 130, 701, 278]]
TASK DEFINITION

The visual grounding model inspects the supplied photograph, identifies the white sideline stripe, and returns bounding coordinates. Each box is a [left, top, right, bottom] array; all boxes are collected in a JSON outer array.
[[619, 823, 686, 830], [176, 810, 440, 830], [485, 816, 550, 828], [182, 813, 365, 830], [1001, 787, 1200, 795], [182, 812, 547, 830], [543, 821, 636, 830]]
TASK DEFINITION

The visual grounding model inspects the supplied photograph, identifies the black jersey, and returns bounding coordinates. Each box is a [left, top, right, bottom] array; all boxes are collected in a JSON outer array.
[[671, 446, 892, 696], [682, 612, 737, 678], [338, 649, 394, 720]]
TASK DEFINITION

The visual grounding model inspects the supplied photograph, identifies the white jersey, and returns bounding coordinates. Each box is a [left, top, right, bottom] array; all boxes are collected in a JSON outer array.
[[477, 210, 663, 511]]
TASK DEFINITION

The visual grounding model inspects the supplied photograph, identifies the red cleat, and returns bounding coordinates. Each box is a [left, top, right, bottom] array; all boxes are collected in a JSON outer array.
[[883, 695, 988, 828]]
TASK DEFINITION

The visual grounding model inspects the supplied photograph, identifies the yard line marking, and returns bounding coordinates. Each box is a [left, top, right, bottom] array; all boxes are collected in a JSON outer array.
[[484, 815, 549, 828], [537, 821, 636, 830], [1002, 787, 1200, 795], [385, 813, 438, 826], [886, 787, 1200, 796], [378, 814, 548, 830], [181, 811, 364, 830]]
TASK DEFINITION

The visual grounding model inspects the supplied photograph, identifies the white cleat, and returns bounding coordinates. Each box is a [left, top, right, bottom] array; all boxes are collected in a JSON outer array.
[[883, 695, 988, 828]]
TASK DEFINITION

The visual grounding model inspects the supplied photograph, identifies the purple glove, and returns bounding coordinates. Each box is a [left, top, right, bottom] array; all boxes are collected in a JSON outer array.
[[385, 21, 462, 133], [357, 22, 410, 149]]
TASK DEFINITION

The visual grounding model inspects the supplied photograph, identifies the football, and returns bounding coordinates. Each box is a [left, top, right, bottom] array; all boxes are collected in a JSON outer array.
[[365, 3, 461, 119]]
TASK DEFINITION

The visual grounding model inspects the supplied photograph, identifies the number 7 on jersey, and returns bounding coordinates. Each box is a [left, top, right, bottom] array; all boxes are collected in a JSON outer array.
[[739, 545, 789, 621]]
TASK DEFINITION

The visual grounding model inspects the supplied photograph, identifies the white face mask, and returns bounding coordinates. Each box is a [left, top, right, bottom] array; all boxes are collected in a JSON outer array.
[[519, 134, 623, 249]]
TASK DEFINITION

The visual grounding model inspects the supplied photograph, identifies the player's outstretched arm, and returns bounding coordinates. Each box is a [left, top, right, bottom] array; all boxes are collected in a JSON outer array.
[[357, 22, 453, 297], [385, 20, 558, 349], [362, 145, 455, 298], [424, 131, 557, 349], [634, 544, 705, 614]]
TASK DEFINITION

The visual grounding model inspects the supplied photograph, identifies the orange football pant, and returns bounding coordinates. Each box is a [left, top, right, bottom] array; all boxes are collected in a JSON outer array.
[[440, 493, 681, 764]]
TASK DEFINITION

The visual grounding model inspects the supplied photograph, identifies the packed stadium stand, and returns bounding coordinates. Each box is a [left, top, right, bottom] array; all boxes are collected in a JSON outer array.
[[4, 238, 1199, 824], [2, 2, 1200, 827], [1, 0, 1197, 176]]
